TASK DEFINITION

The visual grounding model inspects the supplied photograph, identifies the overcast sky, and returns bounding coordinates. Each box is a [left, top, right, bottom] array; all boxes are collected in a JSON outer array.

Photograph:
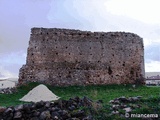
[[0, 0, 160, 78]]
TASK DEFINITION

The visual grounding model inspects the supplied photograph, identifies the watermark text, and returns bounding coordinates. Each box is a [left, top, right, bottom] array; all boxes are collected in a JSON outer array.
[[125, 113, 158, 118]]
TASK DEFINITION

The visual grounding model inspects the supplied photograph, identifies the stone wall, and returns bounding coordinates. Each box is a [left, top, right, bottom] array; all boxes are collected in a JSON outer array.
[[18, 28, 145, 86]]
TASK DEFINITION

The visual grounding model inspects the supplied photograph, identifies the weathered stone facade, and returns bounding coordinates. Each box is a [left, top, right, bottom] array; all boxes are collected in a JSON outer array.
[[19, 28, 145, 86]]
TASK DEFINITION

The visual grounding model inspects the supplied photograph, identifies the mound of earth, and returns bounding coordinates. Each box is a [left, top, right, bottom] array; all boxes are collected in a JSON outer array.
[[20, 84, 59, 102]]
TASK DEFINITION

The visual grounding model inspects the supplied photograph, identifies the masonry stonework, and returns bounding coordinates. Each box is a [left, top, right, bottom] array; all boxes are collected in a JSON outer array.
[[18, 28, 145, 86]]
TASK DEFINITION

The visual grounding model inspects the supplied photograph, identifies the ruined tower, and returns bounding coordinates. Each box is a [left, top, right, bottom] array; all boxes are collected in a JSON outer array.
[[19, 28, 145, 86]]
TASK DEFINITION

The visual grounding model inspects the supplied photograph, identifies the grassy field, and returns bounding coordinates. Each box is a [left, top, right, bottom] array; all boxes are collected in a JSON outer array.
[[0, 82, 160, 107], [1, 83, 160, 119]]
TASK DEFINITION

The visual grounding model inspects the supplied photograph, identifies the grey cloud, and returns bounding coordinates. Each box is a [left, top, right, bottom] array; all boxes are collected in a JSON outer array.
[[1, 64, 21, 77], [0, 72, 5, 78], [0, 0, 52, 53], [0, 0, 160, 77], [0, 51, 26, 76], [0, 0, 53, 77], [145, 44, 160, 62]]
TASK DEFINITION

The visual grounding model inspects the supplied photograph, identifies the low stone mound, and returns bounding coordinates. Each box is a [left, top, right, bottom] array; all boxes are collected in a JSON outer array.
[[0, 87, 17, 94], [109, 96, 142, 115], [0, 97, 95, 120], [20, 84, 59, 102]]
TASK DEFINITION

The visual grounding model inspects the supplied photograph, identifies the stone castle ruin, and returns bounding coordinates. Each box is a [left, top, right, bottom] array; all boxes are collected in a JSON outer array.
[[19, 28, 145, 86]]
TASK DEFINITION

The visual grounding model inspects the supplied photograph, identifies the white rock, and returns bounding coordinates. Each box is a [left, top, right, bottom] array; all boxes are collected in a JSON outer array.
[[132, 84, 136, 88], [111, 110, 119, 114], [109, 100, 114, 103], [112, 105, 120, 109], [123, 107, 132, 113]]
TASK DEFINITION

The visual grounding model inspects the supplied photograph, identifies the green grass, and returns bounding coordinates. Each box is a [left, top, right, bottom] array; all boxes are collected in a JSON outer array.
[[0, 82, 160, 107], [1, 83, 160, 119]]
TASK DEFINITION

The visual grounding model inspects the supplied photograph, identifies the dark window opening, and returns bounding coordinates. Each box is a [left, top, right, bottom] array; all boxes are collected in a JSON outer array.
[[130, 69, 134, 75], [86, 66, 89, 70], [122, 62, 125, 67], [108, 66, 112, 75], [136, 72, 138, 77]]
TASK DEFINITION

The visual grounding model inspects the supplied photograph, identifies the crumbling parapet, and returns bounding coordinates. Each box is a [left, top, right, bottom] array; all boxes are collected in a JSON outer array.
[[18, 28, 145, 86]]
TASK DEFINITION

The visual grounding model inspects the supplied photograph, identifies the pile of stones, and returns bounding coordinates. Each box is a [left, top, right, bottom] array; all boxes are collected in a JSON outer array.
[[0, 96, 97, 120], [110, 96, 142, 116], [0, 87, 17, 94]]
